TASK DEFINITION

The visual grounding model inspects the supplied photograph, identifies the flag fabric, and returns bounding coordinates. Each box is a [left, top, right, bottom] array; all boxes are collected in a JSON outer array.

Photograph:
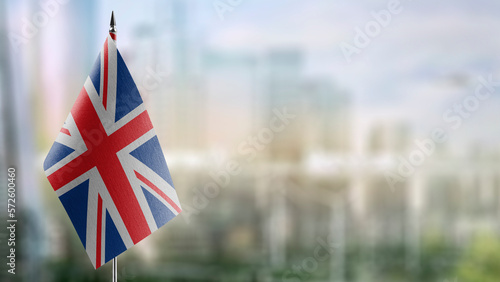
[[43, 34, 181, 269]]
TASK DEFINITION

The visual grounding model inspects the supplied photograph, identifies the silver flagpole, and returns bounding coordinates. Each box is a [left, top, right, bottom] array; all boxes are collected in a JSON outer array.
[[109, 11, 118, 282], [112, 257, 118, 282]]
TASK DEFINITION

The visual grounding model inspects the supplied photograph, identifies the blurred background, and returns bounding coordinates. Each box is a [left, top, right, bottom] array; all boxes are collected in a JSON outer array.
[[2, 0, 500, 281]]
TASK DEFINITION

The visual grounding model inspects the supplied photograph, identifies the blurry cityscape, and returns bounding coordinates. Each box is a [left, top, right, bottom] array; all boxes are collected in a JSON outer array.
[[2, 0, 500, 281]]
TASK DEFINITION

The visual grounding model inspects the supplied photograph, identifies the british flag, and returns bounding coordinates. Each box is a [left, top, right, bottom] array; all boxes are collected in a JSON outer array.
[[43, 34, 181, 269]]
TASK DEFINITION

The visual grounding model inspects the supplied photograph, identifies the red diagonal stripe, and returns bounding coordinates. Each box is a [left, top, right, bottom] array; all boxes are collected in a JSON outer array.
[[135, 171, 181, 214], [60, 127, 71, 136]]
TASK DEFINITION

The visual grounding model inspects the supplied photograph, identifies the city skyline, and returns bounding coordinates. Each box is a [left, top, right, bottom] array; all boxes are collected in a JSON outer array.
[[2, 0, 500, 281]]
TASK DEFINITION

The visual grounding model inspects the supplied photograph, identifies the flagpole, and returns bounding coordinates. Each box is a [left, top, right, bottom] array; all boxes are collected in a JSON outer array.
[[109, 11, 118, 282], [109, 11, 117, 41], [112, 257, 117, 282]]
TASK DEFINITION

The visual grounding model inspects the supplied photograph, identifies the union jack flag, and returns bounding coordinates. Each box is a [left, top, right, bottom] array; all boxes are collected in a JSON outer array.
[[43, 34, 181, 269]]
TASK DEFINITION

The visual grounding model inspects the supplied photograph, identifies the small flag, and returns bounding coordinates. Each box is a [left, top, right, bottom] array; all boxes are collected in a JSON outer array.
[[43, 33, 181, 268]]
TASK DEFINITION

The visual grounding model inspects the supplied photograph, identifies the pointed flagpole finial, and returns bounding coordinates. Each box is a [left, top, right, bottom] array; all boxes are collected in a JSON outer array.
[[109, 11, 117, 40]]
